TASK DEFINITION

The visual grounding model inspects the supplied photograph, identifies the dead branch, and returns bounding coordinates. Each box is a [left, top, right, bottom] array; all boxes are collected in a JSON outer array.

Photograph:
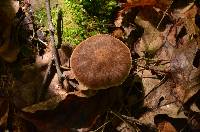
[[37, 59, 53, 101], [57, 8, 63, 47], [45, 0, 63, 81]]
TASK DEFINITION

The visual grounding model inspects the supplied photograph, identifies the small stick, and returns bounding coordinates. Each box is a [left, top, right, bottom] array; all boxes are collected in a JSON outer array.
[[60, 65, 70, 70], [37, 59, 53, 101], [45, 0, 63, 81], [38, 38, 48, 46], [37, 1, 65, 101], [110, 111, 139, 132], [57, 8, 63, 47], [156, 0, 174, 29]]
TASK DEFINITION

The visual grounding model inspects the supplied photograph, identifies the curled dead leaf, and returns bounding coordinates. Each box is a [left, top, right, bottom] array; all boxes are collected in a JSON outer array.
[[22, 95, 68, 113], [0, 0, 20, 62], [157, 121, 177, 132], [19, 87, 122, 131], [0, 98, 9, 130]]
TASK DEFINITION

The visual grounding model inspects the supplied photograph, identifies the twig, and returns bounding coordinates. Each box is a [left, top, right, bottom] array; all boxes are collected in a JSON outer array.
[[121, 115, 143, 125], [110, 111, 140, 132], [144, 75, 168, 99], [37, 59, 53, 101], [132, 75, 168, 106], [57, 8, 63, 47], [45, 0, 63, 81], [38, 38, 48, 46], [68, 80, 77, 88], [60, 65, 70, 70], [91, 121, 111, 132], [156, 0, 174, 29]]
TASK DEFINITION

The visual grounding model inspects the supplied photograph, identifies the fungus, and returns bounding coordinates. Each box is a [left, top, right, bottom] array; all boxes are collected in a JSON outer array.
[[70, 34, 132, 91]]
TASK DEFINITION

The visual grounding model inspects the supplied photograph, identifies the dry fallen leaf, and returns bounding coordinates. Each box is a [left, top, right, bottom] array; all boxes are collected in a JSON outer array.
[[12, 65, 43, 109], [22, 95, 68, 113], [135, 2, 200, 127], [126, 0, 156, 5], [19, 87, 123, 132], [134, 11, 165, 57], [139, 103, 187, 125], [137, 69, 161, 96], [0, 98, 9, 130], [157, 121, 177, 132], [0, 0, 20, 62]]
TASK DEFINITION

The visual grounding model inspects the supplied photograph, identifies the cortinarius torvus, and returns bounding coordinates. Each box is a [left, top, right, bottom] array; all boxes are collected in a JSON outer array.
[[70, 34, 132, 90]]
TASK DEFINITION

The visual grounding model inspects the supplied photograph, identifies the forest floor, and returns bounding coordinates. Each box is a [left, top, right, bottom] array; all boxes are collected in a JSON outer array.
[[0, 0, 200, 132]]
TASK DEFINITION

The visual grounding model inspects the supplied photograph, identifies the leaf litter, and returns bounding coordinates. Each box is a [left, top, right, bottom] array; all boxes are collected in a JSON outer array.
[[0, 0, 200, 131]]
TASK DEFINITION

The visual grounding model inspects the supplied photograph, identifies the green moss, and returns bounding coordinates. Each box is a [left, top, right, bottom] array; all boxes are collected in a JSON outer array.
[[34, 8, 47, 26], [34, 0, 117, 45]]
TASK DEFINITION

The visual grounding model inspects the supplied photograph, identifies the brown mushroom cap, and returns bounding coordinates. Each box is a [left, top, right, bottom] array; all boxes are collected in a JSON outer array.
[[70, 34, 132, 90]]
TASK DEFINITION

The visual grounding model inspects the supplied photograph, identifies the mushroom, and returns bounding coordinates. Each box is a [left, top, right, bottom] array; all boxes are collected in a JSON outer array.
[[70, 34, 132, 93]]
